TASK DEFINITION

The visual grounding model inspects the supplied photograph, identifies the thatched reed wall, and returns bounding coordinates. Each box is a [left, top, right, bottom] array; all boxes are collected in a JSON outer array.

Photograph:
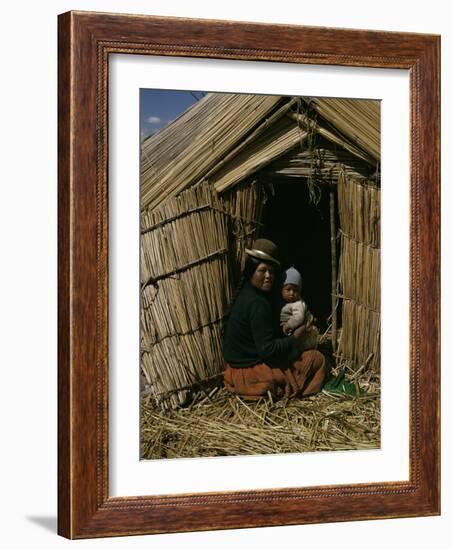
[[140, 184, 233, 408], [222, 179, 266, 283], [336, 173, 380, 375]]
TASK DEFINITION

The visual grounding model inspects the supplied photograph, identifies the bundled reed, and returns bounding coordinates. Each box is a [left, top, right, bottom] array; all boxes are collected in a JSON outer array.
[[338, 238, 380, 311], [264, 135, 377, 184], [222, 179, 266, 282], [141, 184, 229, 285], [337, 173, 380, 248], [336, 174, 381, 374], [212, 117, 308, 193], [141, 93, 284, 210], [305, 97, 380, 162], [141, 323, 225, 408], [336, 301, 381, 375], [141, 183, 233, 408], [141, 258, 230, 345]]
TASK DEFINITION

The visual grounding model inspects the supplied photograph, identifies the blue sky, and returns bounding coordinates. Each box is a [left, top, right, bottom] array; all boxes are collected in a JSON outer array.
[[140, 89, 206, 140]]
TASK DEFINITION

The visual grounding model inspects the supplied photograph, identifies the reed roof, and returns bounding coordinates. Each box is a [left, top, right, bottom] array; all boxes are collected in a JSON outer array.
[[141, 93, 380, 211], [307, 97, 380, 161]]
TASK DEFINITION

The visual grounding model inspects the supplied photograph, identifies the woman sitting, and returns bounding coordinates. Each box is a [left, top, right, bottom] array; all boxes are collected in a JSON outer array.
[[222, 238, 328, 400]]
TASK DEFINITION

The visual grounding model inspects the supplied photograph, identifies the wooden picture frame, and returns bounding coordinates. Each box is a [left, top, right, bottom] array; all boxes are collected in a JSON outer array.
[[58, 10, 440, 539]]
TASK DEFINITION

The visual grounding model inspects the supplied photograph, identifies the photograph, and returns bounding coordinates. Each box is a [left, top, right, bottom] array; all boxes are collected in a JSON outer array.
[[139, 90, 381, 460]]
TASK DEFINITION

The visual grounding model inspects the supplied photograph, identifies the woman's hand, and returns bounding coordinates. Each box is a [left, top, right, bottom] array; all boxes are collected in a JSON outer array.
[[282, 322, 291, 335]]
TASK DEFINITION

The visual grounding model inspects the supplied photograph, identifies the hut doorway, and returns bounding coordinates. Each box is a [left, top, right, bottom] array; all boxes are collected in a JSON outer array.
[[261, 182, 338, 333]]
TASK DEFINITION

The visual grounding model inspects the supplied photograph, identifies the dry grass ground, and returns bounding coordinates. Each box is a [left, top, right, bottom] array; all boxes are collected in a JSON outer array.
[[140, 382, 380, 460]]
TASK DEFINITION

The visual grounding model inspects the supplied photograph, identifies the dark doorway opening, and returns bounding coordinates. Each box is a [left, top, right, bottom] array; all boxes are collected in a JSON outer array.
[[261, 181, 337, 333]]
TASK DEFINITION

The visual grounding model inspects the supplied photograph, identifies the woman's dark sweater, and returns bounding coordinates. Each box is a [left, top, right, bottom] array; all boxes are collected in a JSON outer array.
[[223, 281, 299, 368]]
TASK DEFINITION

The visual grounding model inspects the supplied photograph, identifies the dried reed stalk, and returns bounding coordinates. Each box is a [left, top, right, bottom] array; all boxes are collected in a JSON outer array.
[[330, 190, 338, 352], [336, 300, 380, 373], [212, 117, 308, 193], [336, 174, 381, 374], [141, 184, 228, 279], [306, 97, 380, 161], [141, 386, 380, 459], [337, 172, 380, 247], [142, 323, 225, 408], [264, 135, 377, 183], [222, 179, 266, 284], [201, 97, 300, 183], [141, 93, 283, 210], [287, 112, 377, 167], [141, 256, 231, 346], [141, 183, 233, 409]]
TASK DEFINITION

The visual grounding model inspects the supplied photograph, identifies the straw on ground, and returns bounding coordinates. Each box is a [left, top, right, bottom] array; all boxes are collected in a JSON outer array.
[[141, 385, 380, 459]]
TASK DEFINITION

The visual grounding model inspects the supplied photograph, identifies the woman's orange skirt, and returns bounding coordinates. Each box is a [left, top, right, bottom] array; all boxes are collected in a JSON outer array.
[[224, 350, 328, 400]]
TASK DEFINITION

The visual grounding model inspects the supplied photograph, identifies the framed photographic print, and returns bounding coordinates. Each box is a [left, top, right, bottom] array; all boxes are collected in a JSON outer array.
[[58, 11, 440, 538]]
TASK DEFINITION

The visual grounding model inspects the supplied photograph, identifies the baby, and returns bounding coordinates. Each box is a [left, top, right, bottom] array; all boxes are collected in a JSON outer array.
[[280, 267, 318, 351]]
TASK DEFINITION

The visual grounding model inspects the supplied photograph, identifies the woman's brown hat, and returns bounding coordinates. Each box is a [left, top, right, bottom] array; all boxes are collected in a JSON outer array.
[[245, 238, 280, 266]]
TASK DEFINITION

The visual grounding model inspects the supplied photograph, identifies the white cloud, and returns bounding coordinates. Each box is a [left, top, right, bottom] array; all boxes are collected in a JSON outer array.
[[146, 116, 161, 124]]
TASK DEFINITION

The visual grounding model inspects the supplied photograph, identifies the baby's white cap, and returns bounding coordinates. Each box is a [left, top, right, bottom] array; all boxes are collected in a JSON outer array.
[[283, 267, 302, 288]]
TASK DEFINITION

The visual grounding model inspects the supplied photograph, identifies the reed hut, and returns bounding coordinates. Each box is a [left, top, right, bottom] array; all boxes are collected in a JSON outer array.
[[140, 93, 380, 408]]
